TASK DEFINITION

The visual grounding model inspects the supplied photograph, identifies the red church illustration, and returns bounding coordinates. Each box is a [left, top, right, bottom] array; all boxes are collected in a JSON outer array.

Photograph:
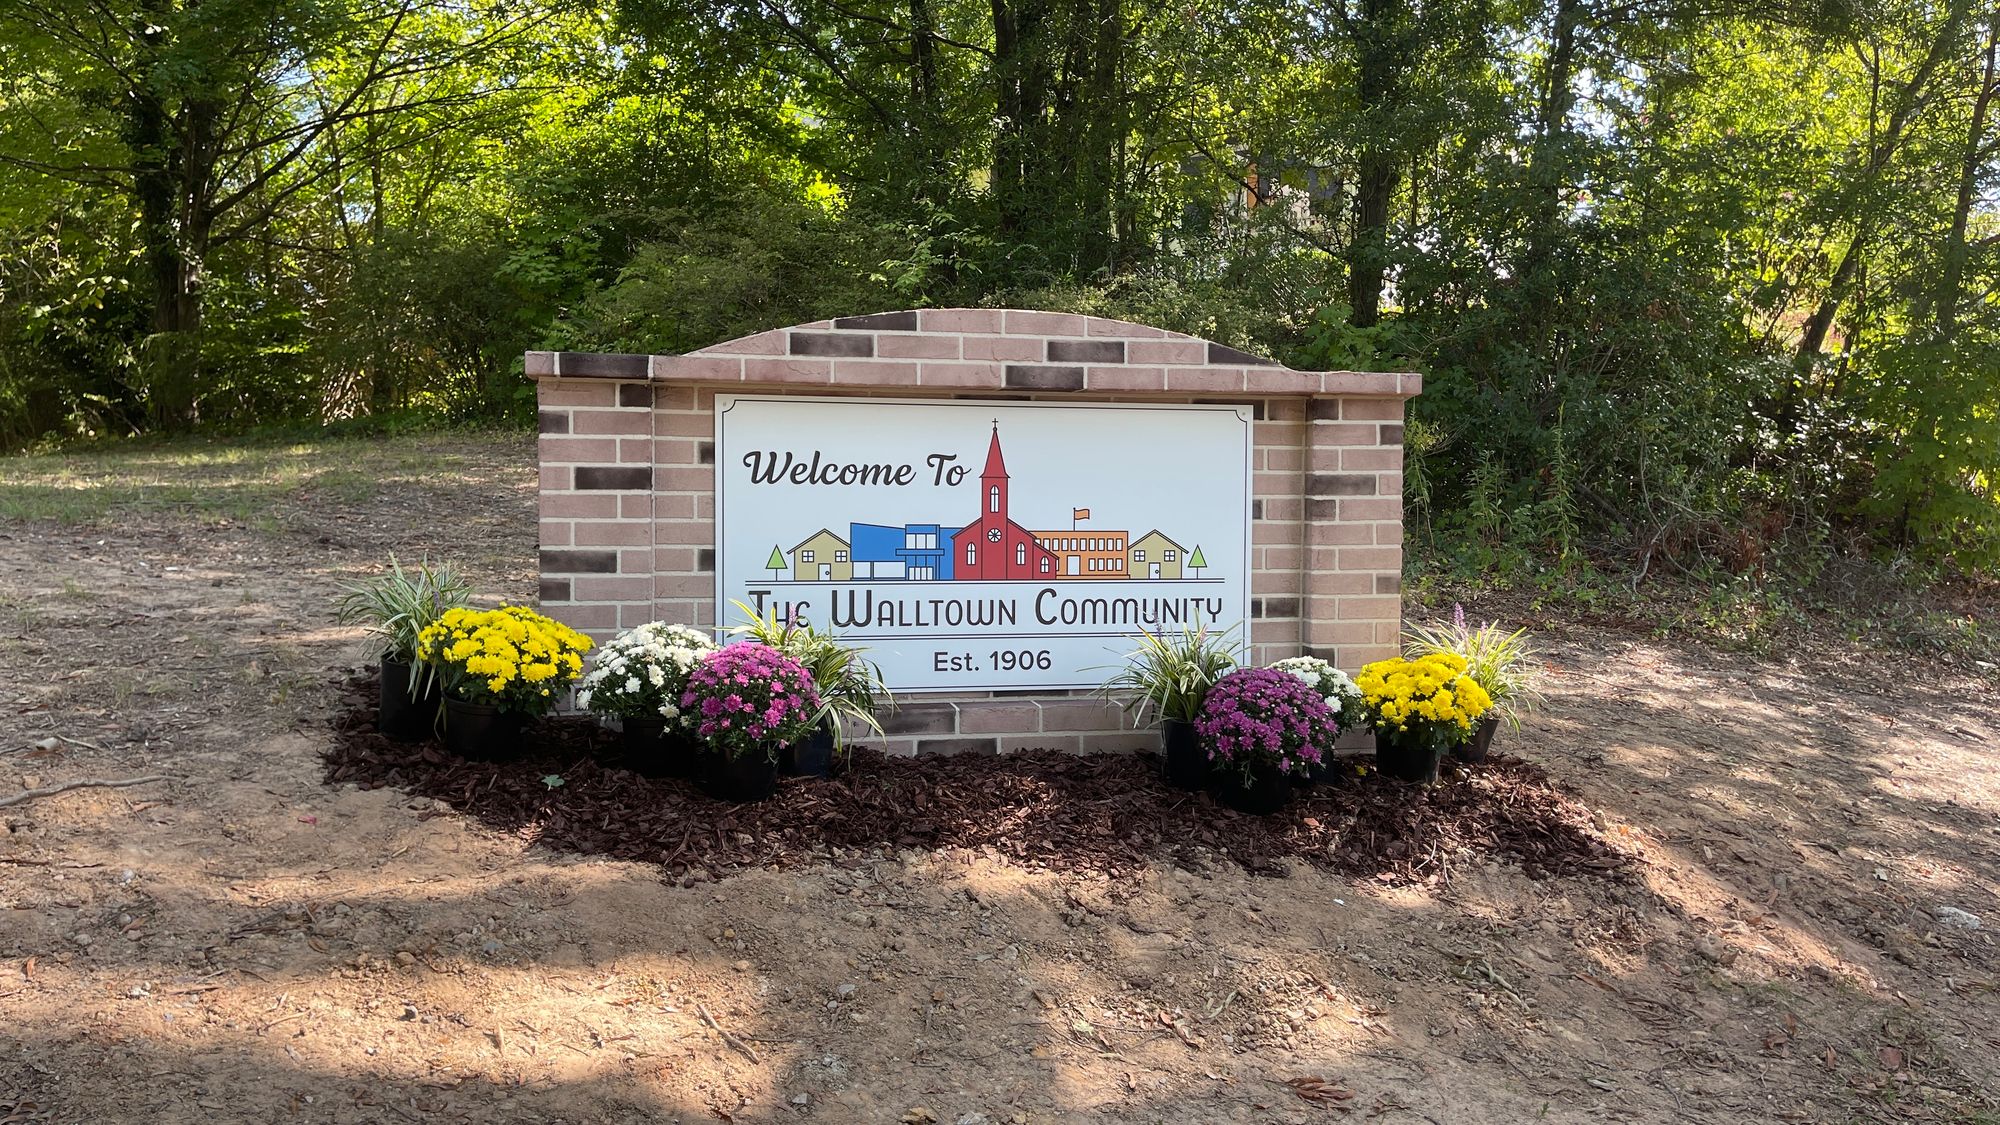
[[950, 424, 1060, 581]]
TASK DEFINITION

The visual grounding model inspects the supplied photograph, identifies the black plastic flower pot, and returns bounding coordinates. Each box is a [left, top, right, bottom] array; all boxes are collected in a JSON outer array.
[[1374, 730, 1443, 784], [700, 747, 781, 802], [1161, 718, 1208, 790], [1453, 716, 1501, 764], [781, 725, 837, 778], [1215, 761, 1293, 815], [442, 696, 523, 762], [619, 716, 688, 777], [377, 656, 439, 742]]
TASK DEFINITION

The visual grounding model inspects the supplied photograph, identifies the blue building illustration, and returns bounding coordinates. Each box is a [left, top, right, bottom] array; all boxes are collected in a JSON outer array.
[[848, 522, 963, 581]]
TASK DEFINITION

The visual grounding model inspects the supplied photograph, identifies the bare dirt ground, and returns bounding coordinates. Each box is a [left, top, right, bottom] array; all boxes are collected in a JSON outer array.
[[1, 431, 1996, 1124]]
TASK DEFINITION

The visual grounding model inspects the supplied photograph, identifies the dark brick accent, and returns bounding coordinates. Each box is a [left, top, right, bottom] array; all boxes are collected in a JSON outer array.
[[1208, 342, 1279, 366], [881, 703, 960, 736], [538, 410, 570, 434], [1308, 473, 1377, 497], [1047, 339, 1124, 363], [1309, 399, 1342, 422], [698, 441, 715, 465], [575, 466, 653, 490], [834, 311, 918, 331], [1307, 498, 1340, 521], [1375, 574, 1401, 594], [618, 383, 654, 408], [556, 351, 648, 378], [697, 548, 715, 573], [790, 331, 874, 357], [917, 737, 999, 756], [1256, 596, 1300, 619], [1379, 423, 1403, 446], [1252, 499, 1264, 520], [1004, 364, 1086, 391], [539, 549, 619, 574], [539, 578, 572, 603], [1194, 397, 1265, 419]]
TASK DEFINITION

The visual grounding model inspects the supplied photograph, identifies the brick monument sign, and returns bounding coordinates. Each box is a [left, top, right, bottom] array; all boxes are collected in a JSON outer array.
[[529, 309, 1418, 755]]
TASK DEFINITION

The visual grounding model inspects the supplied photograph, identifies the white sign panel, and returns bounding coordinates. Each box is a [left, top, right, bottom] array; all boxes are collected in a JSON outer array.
[[713, 395, 1252, 691]]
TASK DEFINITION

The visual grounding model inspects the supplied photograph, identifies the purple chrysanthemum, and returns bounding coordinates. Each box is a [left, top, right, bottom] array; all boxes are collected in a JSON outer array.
[[680, 642, 822, 760], [1194, 667, 1342, 779]]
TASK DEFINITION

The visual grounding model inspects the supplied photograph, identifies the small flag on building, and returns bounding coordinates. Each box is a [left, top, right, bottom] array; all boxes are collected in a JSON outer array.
[[1073, 508, 1090, 521]]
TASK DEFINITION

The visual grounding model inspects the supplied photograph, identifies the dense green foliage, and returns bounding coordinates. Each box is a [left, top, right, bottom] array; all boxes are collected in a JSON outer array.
[[1, 0, 1996, 574]]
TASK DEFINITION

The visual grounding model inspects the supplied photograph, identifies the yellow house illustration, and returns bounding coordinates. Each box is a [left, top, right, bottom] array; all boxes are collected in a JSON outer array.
[[790, 529, 852, 582], [1128, 529, 1184, 580]]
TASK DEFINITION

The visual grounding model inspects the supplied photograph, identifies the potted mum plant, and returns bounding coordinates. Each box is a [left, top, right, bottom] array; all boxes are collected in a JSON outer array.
[[1097, 625, 1242, 790], [416, 605, 593, 760], [1354, 652, 1493, 783], [1404, 605, 1542, 762], [680, 642, 821, 801], [1194, 668, 1343, 814], [576, 622, 717, 776], [1268, 655, 1367, 782], [334, 555, 472, 740], [728, 602, 891, 777]]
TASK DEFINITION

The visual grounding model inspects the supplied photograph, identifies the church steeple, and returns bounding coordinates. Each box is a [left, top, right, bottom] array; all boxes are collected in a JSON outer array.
[[981, 422, 1009, 520], [981, 422, 1008, 479]]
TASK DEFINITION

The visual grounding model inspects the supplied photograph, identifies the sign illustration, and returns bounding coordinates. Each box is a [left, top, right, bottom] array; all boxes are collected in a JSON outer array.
[[714, 396, 1252, 691]]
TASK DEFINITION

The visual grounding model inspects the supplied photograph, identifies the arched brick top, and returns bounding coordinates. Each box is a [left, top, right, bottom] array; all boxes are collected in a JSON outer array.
[[525, 309, 1421, 398]]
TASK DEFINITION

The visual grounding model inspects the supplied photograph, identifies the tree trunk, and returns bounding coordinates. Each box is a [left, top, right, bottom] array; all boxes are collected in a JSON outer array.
[[1346, 0, 1406, 328], [125, 4, 218, 431], [991, 0, 1027, 237], [1516, 0, 1580, 328], [1794, 0, 1972, 366], [1934, 16, 1997, 340], [1076, 0, 1123, 274]]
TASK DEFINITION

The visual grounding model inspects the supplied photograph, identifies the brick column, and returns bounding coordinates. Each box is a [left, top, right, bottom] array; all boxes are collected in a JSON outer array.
[[530, 353, 656, 639], [1303, 389, 1408, 670]]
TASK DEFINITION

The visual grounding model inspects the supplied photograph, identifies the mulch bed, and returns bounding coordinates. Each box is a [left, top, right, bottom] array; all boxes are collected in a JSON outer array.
[[322, 673, 1633, 887]]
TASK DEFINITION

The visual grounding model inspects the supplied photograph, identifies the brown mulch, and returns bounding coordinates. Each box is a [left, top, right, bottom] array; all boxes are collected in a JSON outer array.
[[322, 673, 1635, 887]]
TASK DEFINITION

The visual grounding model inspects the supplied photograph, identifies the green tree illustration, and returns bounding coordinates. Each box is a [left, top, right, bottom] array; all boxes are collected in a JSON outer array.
[[765, 545, 786, 579], [1188, 545, 1207, 577]]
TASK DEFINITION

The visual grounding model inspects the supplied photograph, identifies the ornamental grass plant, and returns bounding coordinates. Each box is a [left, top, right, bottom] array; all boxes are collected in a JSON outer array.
[[1097, 624, 1244, 725], [1355, 652, 1494, 753], [679, 642, 822, 761], [334, 554, 473, 691], [576, 622, 717, 725], [1193, 667, 1343, 782], [1403, 604, 1543, 730], [415, 605, 592, 716]]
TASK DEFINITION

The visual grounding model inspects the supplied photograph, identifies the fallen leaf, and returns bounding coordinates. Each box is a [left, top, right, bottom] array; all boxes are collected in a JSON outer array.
[[22, 956, 36, 980], [1878, 1046, 1904, 1070], [1286, 1076, 1354, 1103]]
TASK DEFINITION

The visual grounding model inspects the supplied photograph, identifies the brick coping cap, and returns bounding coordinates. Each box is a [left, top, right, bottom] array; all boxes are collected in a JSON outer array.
[[526, 310, 1421, 399]]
